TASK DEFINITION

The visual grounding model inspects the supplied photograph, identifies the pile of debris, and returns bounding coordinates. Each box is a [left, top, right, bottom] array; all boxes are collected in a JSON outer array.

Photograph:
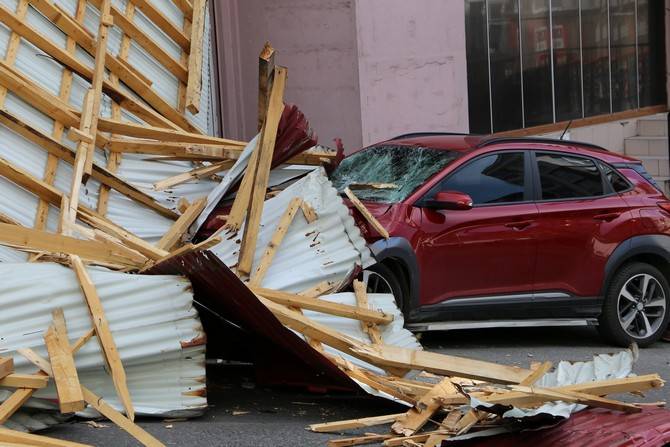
[[0, 0, 666, 446]]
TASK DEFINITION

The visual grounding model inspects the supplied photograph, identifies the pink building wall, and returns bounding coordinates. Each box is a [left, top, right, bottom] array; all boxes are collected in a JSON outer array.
[[213, 0, 469, 152], [354, 0, 469, 146]]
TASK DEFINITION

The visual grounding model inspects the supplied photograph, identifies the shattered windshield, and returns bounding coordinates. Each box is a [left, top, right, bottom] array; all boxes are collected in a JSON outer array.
[[330, 145, 461, 202]]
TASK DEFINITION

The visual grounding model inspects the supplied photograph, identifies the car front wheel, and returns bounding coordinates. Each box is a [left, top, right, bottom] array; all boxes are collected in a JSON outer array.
[[362, 263, 406, 314], [599, 262, 670, 347]]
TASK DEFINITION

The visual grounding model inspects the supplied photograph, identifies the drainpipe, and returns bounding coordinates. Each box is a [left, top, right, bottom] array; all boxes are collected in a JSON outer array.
[[666, 0, 670, 181]]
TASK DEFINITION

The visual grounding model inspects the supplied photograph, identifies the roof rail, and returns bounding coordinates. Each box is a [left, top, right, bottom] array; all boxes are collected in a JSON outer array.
[[391, 132, 474, 140], [475, 136, 607, 152]]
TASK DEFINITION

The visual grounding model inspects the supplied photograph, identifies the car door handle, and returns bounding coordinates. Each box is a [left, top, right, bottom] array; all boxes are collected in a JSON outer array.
[[505, 220, 532, 230], [594, 212, 621, 222]]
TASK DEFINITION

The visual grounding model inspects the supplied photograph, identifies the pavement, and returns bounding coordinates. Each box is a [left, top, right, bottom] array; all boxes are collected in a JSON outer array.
[[42, 326, 669, 446]]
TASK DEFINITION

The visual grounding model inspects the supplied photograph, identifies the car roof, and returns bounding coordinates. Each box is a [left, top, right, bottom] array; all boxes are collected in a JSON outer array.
[[378, 133, 640, 164]]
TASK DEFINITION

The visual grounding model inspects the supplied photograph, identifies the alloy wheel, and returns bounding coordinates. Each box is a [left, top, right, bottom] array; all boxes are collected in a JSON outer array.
[[617, 273, 667, 339]]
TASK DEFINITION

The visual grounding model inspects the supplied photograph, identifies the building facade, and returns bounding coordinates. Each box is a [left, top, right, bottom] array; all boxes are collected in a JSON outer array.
[[211, 0, 667, 155]]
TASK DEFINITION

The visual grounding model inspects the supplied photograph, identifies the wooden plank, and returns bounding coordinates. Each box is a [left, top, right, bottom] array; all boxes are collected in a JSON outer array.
[[327, 434, 394, 447], [152, 160, 234, 191], [225, 137, 262, 232], [520, 361, 553, 386], [156, 197, 207, 251], [0, 357, 13, 380], [185, 0, 206, 113], [96, 118, 246, 146], [0, 222, 144, 266], [263, 300, 532, 384], [257, 42, 275, 131], [108, 138, 242, 156], [353, 280, 383, 345], [308, 413, 405, 433], [300, 280, 336, 298], [130, 0, 190, 51], [0, 0, 29, 106], [253, 288, 393, 325], [0, 428, 92, 447], [0, 109, 178, 219], [237, 66, 287, 275], [71, 255, 134, 421], [344, 188, 389, 239], [391, 378, 458, 437], [509, 384, 641, 413], [71, 328, 96, 354], [144, 236, 221, 270], [81, 386, 164, 447], [0, 373, 49, 389], [248, 197, 303, 286], [301, 201, 318, 223], [0, 388, 33, 423], [44, 309, 85, 413]]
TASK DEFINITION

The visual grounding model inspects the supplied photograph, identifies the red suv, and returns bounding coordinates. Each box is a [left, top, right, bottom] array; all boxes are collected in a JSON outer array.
[[331, 133, 670, 347]]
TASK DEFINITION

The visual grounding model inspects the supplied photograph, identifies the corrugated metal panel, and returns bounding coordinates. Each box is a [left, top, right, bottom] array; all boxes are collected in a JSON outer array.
[[211, 168, 374, 293], [0, 0, 218, 245], [447, 407, 670, 447], [0, 263, 207, 417]]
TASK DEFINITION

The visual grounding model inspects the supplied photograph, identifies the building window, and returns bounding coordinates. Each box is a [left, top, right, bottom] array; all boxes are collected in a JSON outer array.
[[465, 0, 667, 134]]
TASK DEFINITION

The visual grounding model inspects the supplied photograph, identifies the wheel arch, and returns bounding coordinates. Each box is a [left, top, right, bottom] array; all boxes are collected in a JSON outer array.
[[603, 235, 670, 295], [367, 237, 420, 313]]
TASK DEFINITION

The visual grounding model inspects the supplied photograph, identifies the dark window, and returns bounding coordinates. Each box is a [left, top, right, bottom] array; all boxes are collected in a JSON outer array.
[[490, 0, 523, 132], [438, 152, 526, 205], [537, 153, 604, 199], [521, 0, 553, 127], [610, 0, 637, 112], [637, 0, 667, 107], [582, 0, 611, 116], [552, 1, 582, 121], [466, 0, 492, 133], [600, 162, 630, 192]]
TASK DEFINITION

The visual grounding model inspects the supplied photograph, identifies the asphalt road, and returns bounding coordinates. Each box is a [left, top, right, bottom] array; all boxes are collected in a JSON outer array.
[[43, 326, 670, 446]]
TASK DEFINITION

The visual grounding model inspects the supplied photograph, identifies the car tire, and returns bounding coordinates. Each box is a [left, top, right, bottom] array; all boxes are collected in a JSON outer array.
[[598, 262, 670, 347], [362, 263, 406, 313]]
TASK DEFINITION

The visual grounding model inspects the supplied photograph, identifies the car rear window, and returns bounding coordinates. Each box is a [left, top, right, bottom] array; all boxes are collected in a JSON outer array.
[[330, 145, 460, 203]]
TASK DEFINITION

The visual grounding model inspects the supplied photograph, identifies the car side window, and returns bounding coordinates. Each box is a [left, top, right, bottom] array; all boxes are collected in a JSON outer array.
[[437, 152, 526, 205], [536, 153, 604, 200], [599, 162, 631, 193]]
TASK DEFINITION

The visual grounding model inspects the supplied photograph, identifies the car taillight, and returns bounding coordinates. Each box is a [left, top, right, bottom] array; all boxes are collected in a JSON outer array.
[[657, 201, 670, 213]]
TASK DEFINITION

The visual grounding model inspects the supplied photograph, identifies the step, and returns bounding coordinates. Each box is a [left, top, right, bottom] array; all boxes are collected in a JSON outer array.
[[624, 136, 668, 156], [630, 155, 670, 177], [637, 116, 668, 137]]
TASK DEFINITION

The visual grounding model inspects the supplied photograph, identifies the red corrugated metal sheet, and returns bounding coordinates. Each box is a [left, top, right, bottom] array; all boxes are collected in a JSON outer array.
[[449, 407, 670, 447], [145, 250, 358, 391]]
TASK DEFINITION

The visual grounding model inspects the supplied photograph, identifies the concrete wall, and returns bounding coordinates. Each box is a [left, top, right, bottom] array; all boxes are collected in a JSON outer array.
[[217, 0, 362, 148], [215, 0, 470, 152], [354, 0, 469, 147]]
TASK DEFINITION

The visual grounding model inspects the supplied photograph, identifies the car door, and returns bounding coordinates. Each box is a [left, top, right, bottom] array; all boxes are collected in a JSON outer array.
[[532, 152, 634, 298], [414, 151, 539, 306]]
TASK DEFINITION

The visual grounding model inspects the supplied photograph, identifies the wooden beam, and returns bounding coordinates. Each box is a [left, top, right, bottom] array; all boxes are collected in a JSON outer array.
[[152, 160, 234, 191], [308, 413, 405, 433], [263, 299, 532, 384], [253, 288, 393, 325], [249, 197, 303, 286], [156, 197, 207, 251], [143, 236, 221, 271], [108, 138, 243, 156], [71, 255, 134, 421], [0, 428, 92, 447], [237, 66, 287, 275], [185, 0, 206, 113], [0, 223, 144, 267], [0, 388, 33, 423], [0, 357, 13, 380], [0, 374, 49, 389], [44, 309, 85, 413], [258, 42, 275, 131], [391, 378, 458, 437], [344, 188, 389, 239], [130, 0, 190, 51], [327, 434, 394, 447], [509, 384, 641, 413], [96, 118, 246, 146], [81, 386, 164, 447], [353, 280, 383, 345], [71, 328, 96, 354]]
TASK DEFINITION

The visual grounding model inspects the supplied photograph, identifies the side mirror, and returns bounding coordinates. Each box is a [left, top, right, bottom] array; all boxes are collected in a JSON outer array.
[[424, 191, 473, 210]]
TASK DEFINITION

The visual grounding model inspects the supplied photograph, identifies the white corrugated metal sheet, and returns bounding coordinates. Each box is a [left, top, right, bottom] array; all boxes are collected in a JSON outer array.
[[0, 262, 207, 417], [0, 0, 219, 245], [211, 168, 374, 293]]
